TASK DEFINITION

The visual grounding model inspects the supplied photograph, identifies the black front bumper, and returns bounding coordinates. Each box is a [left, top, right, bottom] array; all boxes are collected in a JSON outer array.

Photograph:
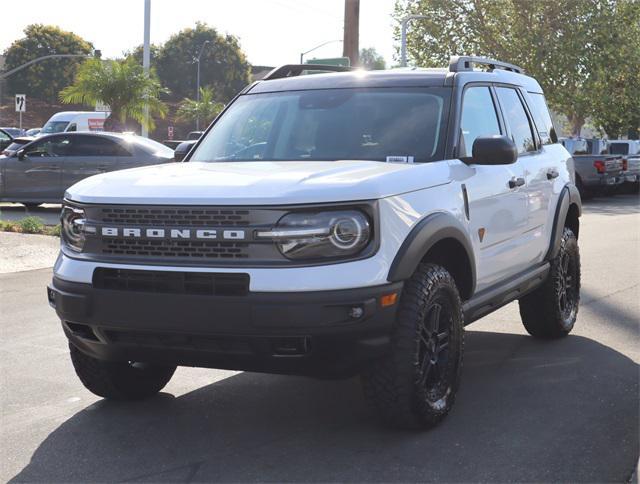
[[48, 276, 402, 378]]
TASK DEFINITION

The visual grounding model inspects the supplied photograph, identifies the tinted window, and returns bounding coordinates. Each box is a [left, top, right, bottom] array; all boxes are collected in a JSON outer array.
[[496, 87, 536, 154], [24, 136, 72, 157], [527, 93, 556, 145], [609, 143, 629, 155], [459, 86, 501, 157], [191, 88, 450, 163], [69, 136, 131, 157]]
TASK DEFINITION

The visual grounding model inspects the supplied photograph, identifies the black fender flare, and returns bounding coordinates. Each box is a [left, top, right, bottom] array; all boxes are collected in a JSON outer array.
[[387, 212, 476, 295], [545, 183, 582, 261]]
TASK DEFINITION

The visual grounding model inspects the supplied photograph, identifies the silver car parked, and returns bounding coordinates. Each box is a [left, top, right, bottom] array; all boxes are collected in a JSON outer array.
[[0, 132, 174, 208]]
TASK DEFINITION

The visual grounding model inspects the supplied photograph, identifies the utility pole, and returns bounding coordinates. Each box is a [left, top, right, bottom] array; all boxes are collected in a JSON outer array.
[[342, 0, 360, 66], [400, 15, 427, 67], [142, 0, 151, 137]]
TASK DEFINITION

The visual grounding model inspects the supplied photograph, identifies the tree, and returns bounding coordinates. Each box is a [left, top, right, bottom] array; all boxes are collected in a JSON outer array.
[[393, 0, 634, 136], [60, 58, 168, 132], [588, 0, 640, 138], [360, 47, 386, 70], [3, 24, 93, 102], [155, 22, 251, 102], [176, 87, 225, 128]]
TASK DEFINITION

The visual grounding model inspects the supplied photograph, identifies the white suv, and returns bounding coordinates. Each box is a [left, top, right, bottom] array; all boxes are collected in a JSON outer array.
[[48, 56, 582, 429]]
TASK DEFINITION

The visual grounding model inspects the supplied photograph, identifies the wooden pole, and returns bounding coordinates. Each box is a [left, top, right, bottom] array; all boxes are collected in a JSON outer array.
[[342, 0, 360, 66]]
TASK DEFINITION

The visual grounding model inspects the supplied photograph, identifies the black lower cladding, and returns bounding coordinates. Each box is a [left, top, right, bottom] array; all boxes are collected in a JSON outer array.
[[50, 272, 402, 378]]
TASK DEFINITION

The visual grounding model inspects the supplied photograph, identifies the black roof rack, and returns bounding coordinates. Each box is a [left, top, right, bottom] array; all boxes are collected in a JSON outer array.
[[262, 64, 353, 81], [449, 56, 524, 74]]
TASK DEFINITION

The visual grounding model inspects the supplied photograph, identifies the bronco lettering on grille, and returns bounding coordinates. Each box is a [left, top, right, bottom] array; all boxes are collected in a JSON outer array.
[[98, 227, 247, 241]]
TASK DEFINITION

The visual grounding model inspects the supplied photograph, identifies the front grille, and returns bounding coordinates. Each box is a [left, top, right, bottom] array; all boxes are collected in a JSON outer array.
[[100, 207, 250, 226], [93, 268, 249, 296], [101, 238, 250, 259]]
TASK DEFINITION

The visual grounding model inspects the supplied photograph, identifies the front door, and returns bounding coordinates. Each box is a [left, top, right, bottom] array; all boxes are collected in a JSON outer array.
[[456, 85, 530, 292], [3, 135, 69, 201]]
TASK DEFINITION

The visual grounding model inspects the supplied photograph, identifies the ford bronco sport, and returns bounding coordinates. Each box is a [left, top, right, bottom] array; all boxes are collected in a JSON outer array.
[[48, 57, 582, 429]]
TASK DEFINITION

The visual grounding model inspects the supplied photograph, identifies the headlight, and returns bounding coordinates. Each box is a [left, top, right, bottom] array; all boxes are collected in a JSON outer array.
[[257, 210, 372, 260], [61, 205, 87, 252]]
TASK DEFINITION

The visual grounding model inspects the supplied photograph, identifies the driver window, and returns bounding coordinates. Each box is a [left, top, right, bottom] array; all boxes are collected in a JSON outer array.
[[459, 87, 502, 158], [67, 123, 77, 132], [24, 137, 72, 157]]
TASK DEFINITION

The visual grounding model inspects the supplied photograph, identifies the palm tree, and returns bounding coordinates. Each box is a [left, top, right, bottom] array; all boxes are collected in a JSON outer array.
[[60, 58, 168, 132], [176, 87, 224, 129]]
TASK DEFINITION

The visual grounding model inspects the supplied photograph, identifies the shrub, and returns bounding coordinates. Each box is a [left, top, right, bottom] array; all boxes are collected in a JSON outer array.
[[18, 216, 45, 234]]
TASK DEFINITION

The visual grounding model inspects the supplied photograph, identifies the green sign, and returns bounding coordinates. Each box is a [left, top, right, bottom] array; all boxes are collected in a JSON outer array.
[[306, 57, 351, 67]]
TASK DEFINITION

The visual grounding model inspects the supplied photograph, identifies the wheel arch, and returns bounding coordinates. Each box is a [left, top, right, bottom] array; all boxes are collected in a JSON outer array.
[[546, 183, 582, 261], [387, 212, 476, 300]]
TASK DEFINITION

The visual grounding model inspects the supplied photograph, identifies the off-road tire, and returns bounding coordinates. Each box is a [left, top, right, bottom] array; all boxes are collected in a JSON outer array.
[[69, 343, 176, 400], [519, 227, 580, 338], [362, 263, 464, 429]]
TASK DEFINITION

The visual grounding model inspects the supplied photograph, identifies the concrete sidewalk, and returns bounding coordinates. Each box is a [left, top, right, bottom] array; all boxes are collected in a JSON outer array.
[[0, 232, 59, 274]]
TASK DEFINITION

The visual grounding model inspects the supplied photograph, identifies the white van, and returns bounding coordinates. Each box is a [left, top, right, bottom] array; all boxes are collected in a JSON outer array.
[[40, 111, 110, 135]]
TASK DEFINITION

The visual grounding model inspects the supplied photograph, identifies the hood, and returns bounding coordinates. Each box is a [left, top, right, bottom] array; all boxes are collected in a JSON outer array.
[[65, 160, 452, 205]]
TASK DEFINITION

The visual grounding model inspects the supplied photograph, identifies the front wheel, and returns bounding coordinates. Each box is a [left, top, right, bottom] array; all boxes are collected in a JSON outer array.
[[361, 263, 464, 429], [69, 343, 176, 400], [519, 227, 581, 338]]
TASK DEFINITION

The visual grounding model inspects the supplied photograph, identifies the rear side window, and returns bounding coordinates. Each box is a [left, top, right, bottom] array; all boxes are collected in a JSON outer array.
[[527, 93, 557, 145], [0, 130, 9, 142], [496, 87, 536, 154], [459, 86, 502, 157], [69, 136, 131, 157], [609, 143, 629, 155]]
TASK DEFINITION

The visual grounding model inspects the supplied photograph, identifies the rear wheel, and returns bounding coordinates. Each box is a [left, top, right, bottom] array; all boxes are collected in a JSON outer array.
[[362, 263, 464, 429], [69, 343, 176, 400], [519, 227, 580, 338]]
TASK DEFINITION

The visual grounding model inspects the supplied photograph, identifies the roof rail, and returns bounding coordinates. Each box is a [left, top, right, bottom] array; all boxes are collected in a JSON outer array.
[[449, 56, 524, 74], [262, 64, 353, 81]]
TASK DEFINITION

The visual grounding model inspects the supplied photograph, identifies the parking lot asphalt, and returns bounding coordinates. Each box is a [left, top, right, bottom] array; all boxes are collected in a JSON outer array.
[[0, 194, 638, 483]]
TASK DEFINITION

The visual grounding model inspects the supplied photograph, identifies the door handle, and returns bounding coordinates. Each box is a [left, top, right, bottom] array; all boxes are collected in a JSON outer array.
[[508, 177, 525, 189], [547, 169, 559, 180]]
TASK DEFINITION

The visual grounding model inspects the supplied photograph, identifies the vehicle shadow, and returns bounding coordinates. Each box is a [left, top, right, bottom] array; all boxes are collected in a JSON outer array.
[[582, 193, 639, 216], [10, 331, 639, 483]]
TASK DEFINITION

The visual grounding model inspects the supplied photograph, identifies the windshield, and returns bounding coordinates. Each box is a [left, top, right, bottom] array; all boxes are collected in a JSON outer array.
[[190, 88, 450, 163], [133, 136, 175, 157], [609, 143, 629, 155], [41, 121, 70, 134]]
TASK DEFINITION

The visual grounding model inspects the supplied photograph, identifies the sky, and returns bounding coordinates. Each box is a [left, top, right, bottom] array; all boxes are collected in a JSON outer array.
[[0, 0, 399, 67]]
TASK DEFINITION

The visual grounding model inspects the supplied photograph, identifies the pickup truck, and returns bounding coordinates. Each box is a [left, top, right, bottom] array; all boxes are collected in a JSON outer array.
[[559, 137, 623, 198], [609, 140, 640, 193]]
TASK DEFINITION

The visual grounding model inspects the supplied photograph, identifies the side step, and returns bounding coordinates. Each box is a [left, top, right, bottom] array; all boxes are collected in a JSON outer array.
[[463, 263, 550, 325]]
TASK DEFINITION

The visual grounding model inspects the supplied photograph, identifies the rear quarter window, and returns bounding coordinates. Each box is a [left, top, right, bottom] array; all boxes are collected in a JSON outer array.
[[527, 93, 557, 145]]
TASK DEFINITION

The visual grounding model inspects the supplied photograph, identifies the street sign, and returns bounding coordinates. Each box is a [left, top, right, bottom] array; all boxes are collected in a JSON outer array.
[[15, 94, 26, 112], [306, 57, 351, 67], [168, 126, 174, 140]]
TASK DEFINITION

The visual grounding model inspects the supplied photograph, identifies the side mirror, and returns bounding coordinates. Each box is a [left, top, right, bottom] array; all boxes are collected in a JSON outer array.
[[17, 149, 26, 161], [471, 135, 518, 165], [174, 141, 195, 162]]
